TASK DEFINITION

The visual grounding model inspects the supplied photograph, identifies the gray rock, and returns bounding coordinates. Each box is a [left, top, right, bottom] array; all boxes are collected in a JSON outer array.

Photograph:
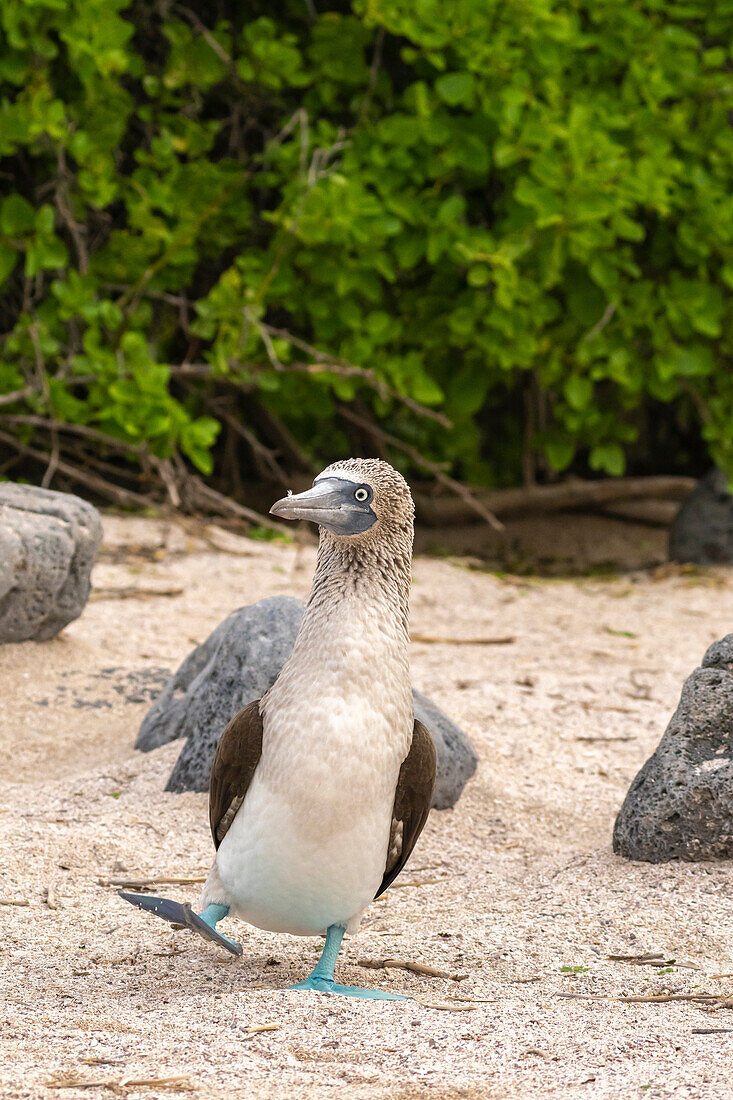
[[613, 634, 733, 862], [0, 483, 102, 643], [136, 596, 477, 809], [669, 469, 733, 565]]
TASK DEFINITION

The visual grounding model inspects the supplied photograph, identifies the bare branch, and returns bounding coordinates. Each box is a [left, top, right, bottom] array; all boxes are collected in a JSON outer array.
[[414, 475, 696, 527], [583, 302, 616, 341], [338, 405, 505, 532], [259, 324, 453, 428], [0, 428, 153, 508], [0, 386, 35, 408], [0, 414, 149, 455], [183, 475, 284, 533]]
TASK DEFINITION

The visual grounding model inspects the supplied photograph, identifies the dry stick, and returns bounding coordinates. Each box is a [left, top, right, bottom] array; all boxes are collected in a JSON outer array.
[[0, 413, 149, 455], [100, 875, 206, 889], [0, 385, 35, 408], [211, 405, 289, 486], [357, 958, 467, 981], [174, 3, 234, 66], [413, 475, 696, 527], [338, 406, 505, 532], [260, 324, 452, 429], [0, 428, 153, 509], [410, 633, 515, 646], [154, 457, 182, 508], [55, 149, 90, 275], [47, 1073, 194, 1093], [607, 952, 674, 966], [90, 586, 184, 601], [357, 25, 385, 125], [185, 476, 283, 533], [574, 735, 636, 743], [0, 897, 30, 906], [600, 499, 680, 527], [252, 399, 317, 475], [555, 991, 733, 1006], [390, 876, 452, 889], [244, 1023, 280, 1036], [0, 419, 282, 531]]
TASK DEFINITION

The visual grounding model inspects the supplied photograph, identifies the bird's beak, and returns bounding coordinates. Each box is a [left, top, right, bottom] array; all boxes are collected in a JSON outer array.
[[269, 478, 376, 535]]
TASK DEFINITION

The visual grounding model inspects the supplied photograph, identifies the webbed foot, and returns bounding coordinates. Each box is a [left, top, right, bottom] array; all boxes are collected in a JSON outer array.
[[287, 976, 407, 1000], [118, 892, 242, 956]]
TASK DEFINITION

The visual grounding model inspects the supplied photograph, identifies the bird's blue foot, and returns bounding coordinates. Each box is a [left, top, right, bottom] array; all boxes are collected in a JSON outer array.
[[118, 892, 242, 956], [286, 924, 408, 1001], [288, 975, 407, 1000]]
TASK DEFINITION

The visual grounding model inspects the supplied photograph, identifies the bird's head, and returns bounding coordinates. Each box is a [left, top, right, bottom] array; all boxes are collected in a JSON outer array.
[[269, 458, 414, 541]]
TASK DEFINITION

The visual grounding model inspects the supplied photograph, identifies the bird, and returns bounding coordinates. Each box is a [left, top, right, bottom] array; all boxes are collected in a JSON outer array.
[[120, 457, 436, 999]]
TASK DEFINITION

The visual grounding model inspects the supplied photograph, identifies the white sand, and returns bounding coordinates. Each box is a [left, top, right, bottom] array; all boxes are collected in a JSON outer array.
[[2, 515, 733, 1099]]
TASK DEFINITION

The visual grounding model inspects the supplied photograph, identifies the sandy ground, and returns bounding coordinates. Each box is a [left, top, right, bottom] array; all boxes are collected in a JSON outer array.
[[3, 515, 733, 1100]]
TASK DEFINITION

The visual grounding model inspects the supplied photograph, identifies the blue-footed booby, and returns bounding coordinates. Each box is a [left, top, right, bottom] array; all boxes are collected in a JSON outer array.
[[121, 458, 436, 999]]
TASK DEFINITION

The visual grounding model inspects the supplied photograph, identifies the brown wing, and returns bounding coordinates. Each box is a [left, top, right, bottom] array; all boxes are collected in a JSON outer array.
[[376, 719, 436, 898], [208, 699, 264, 849]]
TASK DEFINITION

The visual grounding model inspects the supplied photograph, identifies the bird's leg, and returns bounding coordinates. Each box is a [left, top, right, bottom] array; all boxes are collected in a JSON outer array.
[[118, 892, 242, 956], [193, 902, 243, 954], [288, 924, 408, 1000]]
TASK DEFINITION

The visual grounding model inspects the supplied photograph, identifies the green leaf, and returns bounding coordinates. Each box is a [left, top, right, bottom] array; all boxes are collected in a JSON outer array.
[[0, 194, 35, 236], [467, 266, 490, 288], [589, 443, 625, 476], [436, 195, 466, 226], [435, 72, 474, 107], [0, 243, 18, 283], [564, 376, 593, 410], [545, 438, 575, 472]]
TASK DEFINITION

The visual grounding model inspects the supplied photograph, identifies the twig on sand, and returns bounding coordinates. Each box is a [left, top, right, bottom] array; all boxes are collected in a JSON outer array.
[[574, 735, 636, 743], [244, 1023, 280, 1038], [357, 958, 468, 982], [0, 897, 29, 906], [607, 952, 676, 967], [47, 1073, 195, 1093], [99, 875, 206, 890], [410, 633, 515, 646], [556, 991, 733, 1008], [90, 586, 185, 601], [446, 995, 499, 1003], [390, 876, 456, 889], [418, 1000, 477, 1012]]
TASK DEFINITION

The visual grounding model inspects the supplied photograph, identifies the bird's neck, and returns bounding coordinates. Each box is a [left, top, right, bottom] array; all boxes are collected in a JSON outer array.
[[283, 527, 413, 680], [308, 529, 411, 629], [261, 524, 415, 791]]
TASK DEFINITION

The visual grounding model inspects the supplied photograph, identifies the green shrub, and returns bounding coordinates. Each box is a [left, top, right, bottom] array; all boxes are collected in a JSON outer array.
[[0, 0, 731, 491]]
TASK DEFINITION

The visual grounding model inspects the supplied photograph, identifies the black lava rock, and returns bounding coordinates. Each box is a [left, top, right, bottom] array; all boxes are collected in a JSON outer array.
[[0, 483, 102, 643], [136, 596, 478, 810], [613, 634, 733, 862], [669, 469, 733, 565]]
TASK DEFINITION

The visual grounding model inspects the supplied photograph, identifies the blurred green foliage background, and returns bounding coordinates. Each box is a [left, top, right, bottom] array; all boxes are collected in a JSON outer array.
[[0, 0, 731, 501]]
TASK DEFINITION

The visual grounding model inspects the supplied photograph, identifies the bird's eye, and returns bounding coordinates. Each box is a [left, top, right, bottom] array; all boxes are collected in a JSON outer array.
[[354, 487, 370, 502]]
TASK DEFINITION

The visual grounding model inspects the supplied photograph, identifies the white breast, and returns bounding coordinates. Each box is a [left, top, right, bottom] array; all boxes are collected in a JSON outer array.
[[212, 590, 413, 936]]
